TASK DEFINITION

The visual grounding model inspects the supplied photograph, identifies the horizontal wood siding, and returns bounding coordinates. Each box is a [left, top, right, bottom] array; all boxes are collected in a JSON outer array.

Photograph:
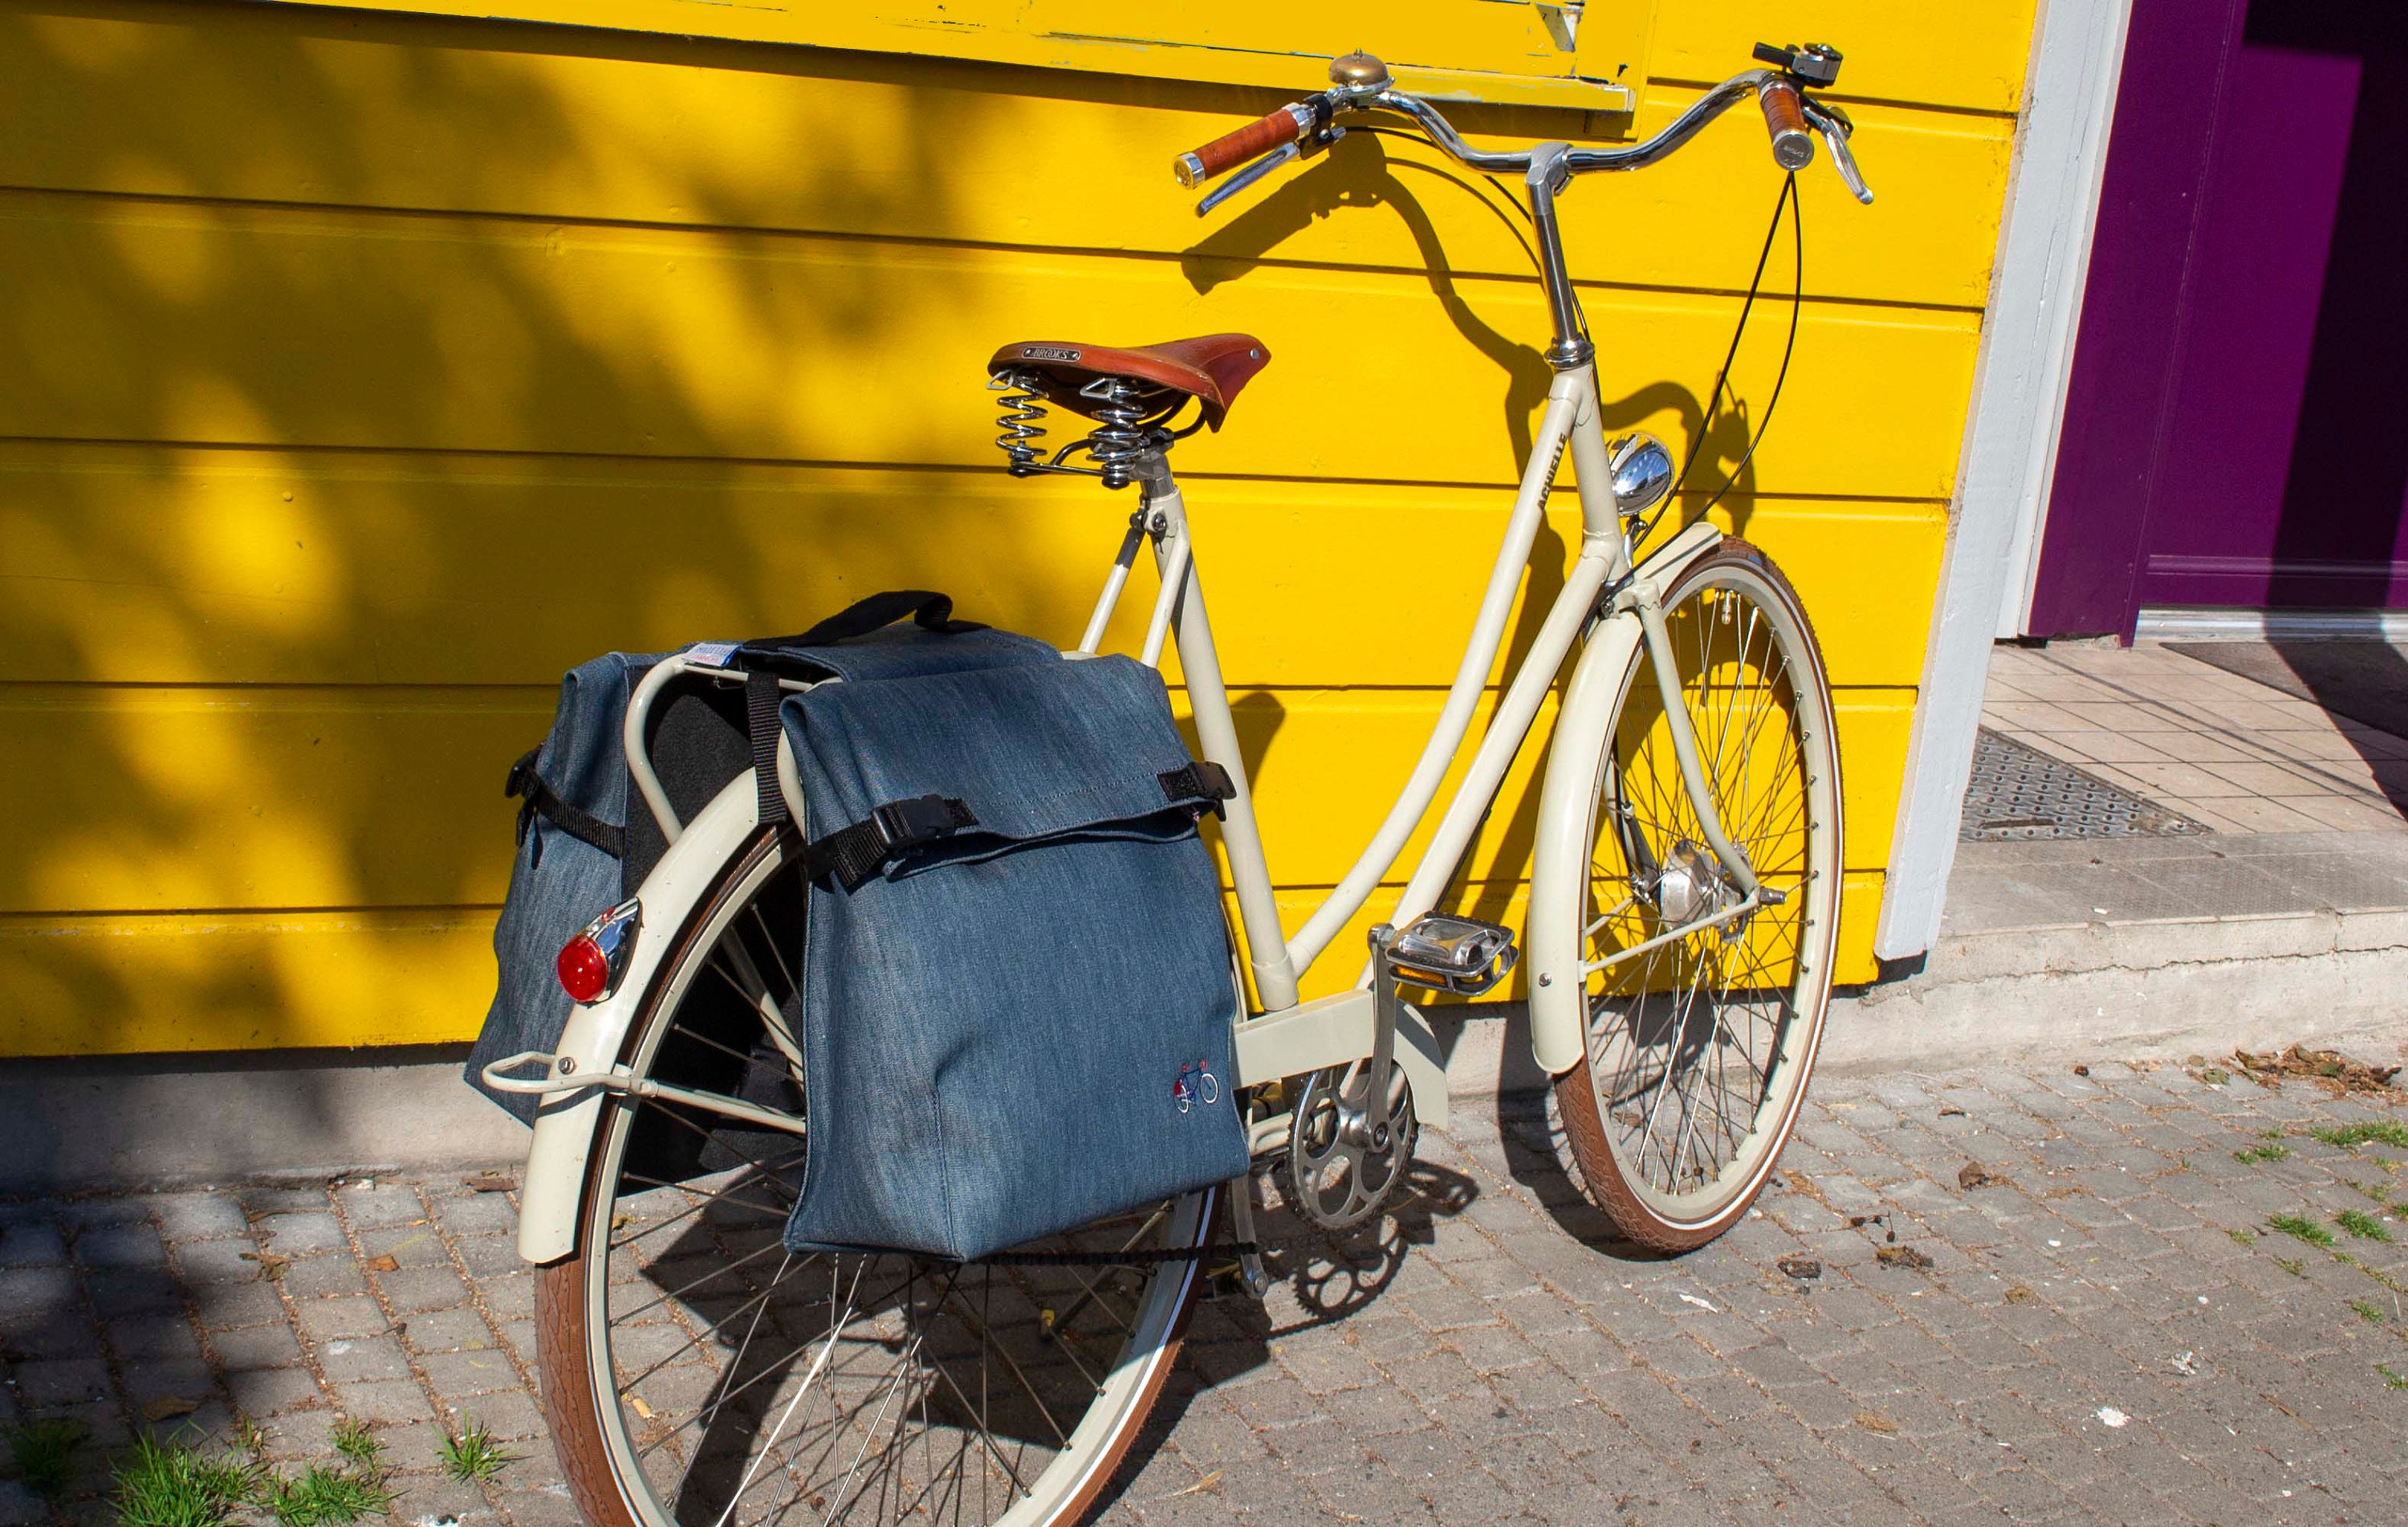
[[0, 0, 2028, 1054]]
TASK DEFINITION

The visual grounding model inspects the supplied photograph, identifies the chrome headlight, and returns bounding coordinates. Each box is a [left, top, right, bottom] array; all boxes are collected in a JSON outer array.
[[1607, 432, 1675, 518]]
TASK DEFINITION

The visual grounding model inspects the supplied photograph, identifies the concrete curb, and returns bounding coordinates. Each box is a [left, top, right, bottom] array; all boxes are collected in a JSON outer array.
[[12, 900, 2406, 1189], [0, 1049, 526, 1192], [1817, 905, 2408, 1074]]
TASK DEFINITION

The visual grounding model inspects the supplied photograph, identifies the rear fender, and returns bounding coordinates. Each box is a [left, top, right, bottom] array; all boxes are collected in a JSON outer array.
[[514, 773, 765, 1265]]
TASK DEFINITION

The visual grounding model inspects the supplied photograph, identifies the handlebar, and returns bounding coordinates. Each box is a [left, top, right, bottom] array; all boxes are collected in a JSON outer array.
[[1171, 47, 1873, 206]]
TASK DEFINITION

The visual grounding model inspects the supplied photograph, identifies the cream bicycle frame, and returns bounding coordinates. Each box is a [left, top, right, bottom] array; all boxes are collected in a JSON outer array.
[[505, 360, 1732, 1263], [503, 83, 1835, 1264], [1115, 357, 1741, 1091]]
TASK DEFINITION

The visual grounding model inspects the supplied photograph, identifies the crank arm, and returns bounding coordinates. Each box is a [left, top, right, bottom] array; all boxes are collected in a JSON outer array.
[[1351, 925, 1406, 1141]]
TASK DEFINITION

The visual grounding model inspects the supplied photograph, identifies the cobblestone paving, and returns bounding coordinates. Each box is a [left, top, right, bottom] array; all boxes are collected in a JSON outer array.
[[5, 1062, 2407, 1526]]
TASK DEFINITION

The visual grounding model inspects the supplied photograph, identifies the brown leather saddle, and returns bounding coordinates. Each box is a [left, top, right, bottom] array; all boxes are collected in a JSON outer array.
[[987, 335, 1271, 429]]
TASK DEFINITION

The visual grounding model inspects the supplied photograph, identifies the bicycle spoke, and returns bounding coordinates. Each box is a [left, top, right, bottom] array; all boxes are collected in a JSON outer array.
[[1579, 567, 1830, 1208]]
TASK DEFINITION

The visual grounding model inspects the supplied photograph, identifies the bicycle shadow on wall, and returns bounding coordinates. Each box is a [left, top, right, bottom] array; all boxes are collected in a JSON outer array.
[[1178, 128, 1771, 530]]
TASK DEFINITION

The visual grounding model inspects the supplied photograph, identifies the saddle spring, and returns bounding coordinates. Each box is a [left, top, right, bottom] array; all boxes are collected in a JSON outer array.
[[990, 368, 1051, 477], [987, 369, 1178, 490], [1080, 376, 1155, 492]]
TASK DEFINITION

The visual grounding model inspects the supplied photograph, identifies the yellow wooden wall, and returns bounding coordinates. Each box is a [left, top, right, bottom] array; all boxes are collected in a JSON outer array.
[[0, 0, 2031, 1055]]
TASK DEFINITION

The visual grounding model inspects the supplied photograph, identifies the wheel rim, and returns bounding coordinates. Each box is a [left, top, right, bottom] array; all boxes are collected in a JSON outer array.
[[1579, 558, 1839, 1229], [575, 839, 1209, 1527]]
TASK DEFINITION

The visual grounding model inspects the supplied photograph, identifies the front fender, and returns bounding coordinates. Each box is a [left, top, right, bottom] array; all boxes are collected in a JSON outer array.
[[1526, 522, 1723, 1077], [515, 773, 765, 1265]]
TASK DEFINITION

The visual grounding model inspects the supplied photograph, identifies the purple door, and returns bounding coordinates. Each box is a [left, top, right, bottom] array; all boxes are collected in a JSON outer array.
[[2028, 1, 2408, 637]]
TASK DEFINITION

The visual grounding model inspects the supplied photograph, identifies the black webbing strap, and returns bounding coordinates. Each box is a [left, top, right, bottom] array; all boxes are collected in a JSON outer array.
[[506, 746, 626, 858], [741, 591, 983, 657], [745, 670, 789, 828], [1158, 760, 1237, 814], [804, 794, 978, 891]]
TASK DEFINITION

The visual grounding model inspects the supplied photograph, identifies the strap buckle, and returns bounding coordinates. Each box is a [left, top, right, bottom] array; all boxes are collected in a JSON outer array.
[[875, 794, 974, 847], [1158, 761, 1237, 817], [807, 794, 978, 891]]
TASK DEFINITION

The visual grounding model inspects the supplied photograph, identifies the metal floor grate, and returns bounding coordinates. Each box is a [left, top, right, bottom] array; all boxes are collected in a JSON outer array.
[[1960, 728, 2211, 842]]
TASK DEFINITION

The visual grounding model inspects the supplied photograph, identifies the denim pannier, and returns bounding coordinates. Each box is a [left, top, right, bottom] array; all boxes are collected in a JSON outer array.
[[464, 593, 1050, 1123], [465, 648, 665, 1124], [779, 653, 1251, 1261]]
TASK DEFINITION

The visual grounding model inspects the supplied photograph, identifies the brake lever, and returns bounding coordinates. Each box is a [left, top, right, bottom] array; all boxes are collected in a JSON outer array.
[[1195, 141, 1299, 215], [1800, 99, 1873, 205]]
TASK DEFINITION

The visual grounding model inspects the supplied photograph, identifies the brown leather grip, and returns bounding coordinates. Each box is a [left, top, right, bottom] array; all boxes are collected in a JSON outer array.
[[1757, 79, 1815, 171], [1174, 104, 1305, 188]]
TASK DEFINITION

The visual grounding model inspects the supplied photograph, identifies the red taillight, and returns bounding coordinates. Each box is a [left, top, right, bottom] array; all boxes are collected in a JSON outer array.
[[556, 935, 611, 1004]]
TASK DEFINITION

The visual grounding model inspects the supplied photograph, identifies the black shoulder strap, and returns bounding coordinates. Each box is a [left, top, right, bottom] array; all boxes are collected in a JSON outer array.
[[506, 745, 627, 858], [743, 591, 982, 656]]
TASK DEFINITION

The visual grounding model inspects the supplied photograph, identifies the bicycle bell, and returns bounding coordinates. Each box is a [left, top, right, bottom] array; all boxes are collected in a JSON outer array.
[[1328, 51, 1392, 99], [1607, 433, 1675, 518]]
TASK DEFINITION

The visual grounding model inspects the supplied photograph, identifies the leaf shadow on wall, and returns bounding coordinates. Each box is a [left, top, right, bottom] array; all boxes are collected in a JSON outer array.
[[0, 3, 1108, 1083]]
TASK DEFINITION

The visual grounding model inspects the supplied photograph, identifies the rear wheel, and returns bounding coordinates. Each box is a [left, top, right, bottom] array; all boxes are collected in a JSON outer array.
[[1548, 539, 1841, 1252], [536, 827, 1211, 1527]]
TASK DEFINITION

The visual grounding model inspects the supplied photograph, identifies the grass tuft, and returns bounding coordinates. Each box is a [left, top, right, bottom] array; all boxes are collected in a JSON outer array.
[[2227, 1227, 2258, 1246], [437, 1420, 513, 1484], [2270, 1213, 2336, 1248], [2335, 1208, 2393, 1243], [261, 1464, 395, 1527], [114, 1422, 395, 1527], [328, 1420, 380, 1472], [2352, 1298, 2387, 1323], [2, 1417, 86, 1501], [2234, 1143, 2291, 1164], [112, 1436, 260, 1527], [2276, 1256, 2307, 1277], [2312, 1122, 2408, 1151], [2381, 1363, 2408, 1391]]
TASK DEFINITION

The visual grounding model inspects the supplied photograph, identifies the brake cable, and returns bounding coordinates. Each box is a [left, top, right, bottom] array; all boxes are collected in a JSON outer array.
[[1639, 169, 1804, 546]]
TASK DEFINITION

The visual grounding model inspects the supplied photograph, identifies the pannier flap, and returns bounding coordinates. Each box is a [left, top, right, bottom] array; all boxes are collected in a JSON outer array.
[[782, 654, 1226, 879]]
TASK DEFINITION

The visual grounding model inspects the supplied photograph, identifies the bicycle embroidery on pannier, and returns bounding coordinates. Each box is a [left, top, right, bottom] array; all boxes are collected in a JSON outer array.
[[1172, 1058, 1222, 1115]]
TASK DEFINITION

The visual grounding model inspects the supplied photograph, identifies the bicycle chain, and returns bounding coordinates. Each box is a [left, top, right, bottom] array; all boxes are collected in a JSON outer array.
[[965, 1241, 1260, 1269]]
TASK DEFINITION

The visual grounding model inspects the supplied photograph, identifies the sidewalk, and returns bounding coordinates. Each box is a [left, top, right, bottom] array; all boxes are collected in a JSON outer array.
[[1822, 640, 2408, 1074], [6, 1064, 2406, 1526]]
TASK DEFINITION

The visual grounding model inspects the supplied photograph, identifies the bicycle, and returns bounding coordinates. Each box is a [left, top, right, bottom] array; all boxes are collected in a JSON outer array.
[[489, 39, 1870, 1527]]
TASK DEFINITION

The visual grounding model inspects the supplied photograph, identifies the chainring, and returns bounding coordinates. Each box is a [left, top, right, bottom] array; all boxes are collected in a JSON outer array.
[[1285, 1060, 1418, 1230]]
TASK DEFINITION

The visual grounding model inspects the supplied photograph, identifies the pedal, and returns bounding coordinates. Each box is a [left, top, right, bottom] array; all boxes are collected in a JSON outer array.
[[1385, 913, 1519, 997]]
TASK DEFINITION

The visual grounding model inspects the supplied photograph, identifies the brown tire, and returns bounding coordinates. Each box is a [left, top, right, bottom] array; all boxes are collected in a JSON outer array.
[[1546, 538, 1842, 1253]]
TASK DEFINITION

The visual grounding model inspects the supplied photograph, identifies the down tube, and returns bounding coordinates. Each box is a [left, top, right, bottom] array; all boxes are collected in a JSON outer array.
[[1282, 372, 1601, 980]]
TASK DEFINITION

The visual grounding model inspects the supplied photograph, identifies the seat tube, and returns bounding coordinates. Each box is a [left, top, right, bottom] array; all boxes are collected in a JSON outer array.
[[1142, 469, 1301, 1013]]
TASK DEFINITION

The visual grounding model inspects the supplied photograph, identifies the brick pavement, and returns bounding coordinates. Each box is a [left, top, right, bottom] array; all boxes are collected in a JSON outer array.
[[5, 1062, 2407, 1526]]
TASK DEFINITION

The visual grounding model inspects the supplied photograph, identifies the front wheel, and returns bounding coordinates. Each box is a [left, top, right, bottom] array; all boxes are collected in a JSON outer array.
[[1542, 538, 1841, 1252], [534, 826, 1214, 1527]]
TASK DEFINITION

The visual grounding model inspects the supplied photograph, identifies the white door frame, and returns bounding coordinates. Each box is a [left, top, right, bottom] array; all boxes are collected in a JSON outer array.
[[1874, 0, 2134, 962]]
